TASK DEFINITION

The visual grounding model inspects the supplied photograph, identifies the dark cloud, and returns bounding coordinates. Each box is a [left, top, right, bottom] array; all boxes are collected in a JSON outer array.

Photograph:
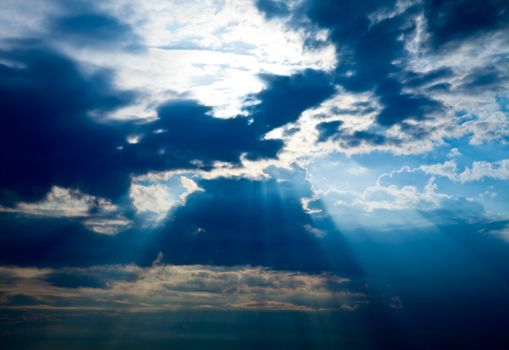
[[298, 0, 406, 90], [45, 271, 109, 289], [1, 213, 509, 349], [255, 0, 290, 19], [247, 69, 336, 131], [143, 70, 335, 166], [1, 43, 335, 204], [315, 120, 403, 148], [255, 0, 507, 130], [50, 13, 141, 49], [44, 268, 138, 289], [330, 103, 377, 116], [375, 79, 443, 126], [347, 130, 389, 147], [458, 57, 509, 92], [0, 45, 136, 203], [322, 4, 443, 126], [0, 2, 508, 348], [263, 0, 446, 128], [316, 120, 343, 142], [129, 100, 282, 165], [424, 0, 509, 49]]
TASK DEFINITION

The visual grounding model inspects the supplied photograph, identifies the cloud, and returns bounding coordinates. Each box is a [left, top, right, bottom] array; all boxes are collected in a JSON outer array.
[[0, 264, 366, 312], [82, 217, 132, 235], [0, 186, 114, 218], [484, 222, 509, 242], [2, 0, 507, 221], [255, 0, 292, 19], [292, 0, 446, 127], [49, 12, 140, 48], [251, 0, 509, 161], [448, 147, 461, 157], [354, 176, 450, 212], [134, 99, 282, 164], [129, 183, 176, 220], [423, 0, 509, 49], [316, 120, 343, 142], [267, 89, 448, 159], [313, 174, 451, 216], [2, 0, 336, 119], [300, 157, 507, 231], [179, 176, 204, 204], [420, 159, 509, 182], [375, 78, 443, 126], [247, 69, 336, 131], [0, 169, 360, 276], [0, 46, 136, 202], [0, 45, 333, 206], [0, 186, 130, 235], [128, 176, 203, 221], [301, 194, 323, 214]]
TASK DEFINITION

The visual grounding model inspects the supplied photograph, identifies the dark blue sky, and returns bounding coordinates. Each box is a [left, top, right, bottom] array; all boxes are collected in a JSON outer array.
[[0, 1, 508, 349]]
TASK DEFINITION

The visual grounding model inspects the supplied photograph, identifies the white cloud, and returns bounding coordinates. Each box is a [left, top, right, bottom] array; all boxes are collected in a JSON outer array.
[[129, 176, 204, 221], [0, 186, 131, 235], [179, 176, 204, 203], [129, 183, 176, 219], [447, 147, 461, 157], [462, 110, 509, 146], [420, 159, 509, 183], [352, 176, 450, 212], [83, 217, 132, 235], [268, 89, 457, 160], [403, 13, 509, 146], [301, 194, 322, 215], [0, 186, 113, 218], [134, 154, 293, 187], [419, 160, 459, 182], [460, 159, 509, 182]]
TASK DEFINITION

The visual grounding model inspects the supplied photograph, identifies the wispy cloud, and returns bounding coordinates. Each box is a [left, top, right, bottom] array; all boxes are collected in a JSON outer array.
[[0, 264, 366, 313]]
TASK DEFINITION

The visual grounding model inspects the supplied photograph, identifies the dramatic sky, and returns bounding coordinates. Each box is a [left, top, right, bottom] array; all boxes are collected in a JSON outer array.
[[1, 0, 508, 349]]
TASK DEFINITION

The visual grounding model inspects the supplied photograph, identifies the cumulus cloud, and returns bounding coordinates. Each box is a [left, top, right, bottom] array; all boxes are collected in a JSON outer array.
[[353, 176, 450, 212], [420, 159, 509, 183], [315, 175, 450, 215], [447, 147, 461, 157]]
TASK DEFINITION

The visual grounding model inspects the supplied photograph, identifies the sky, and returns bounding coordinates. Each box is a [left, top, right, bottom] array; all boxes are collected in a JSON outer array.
[[0, 0, 508, 349]]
